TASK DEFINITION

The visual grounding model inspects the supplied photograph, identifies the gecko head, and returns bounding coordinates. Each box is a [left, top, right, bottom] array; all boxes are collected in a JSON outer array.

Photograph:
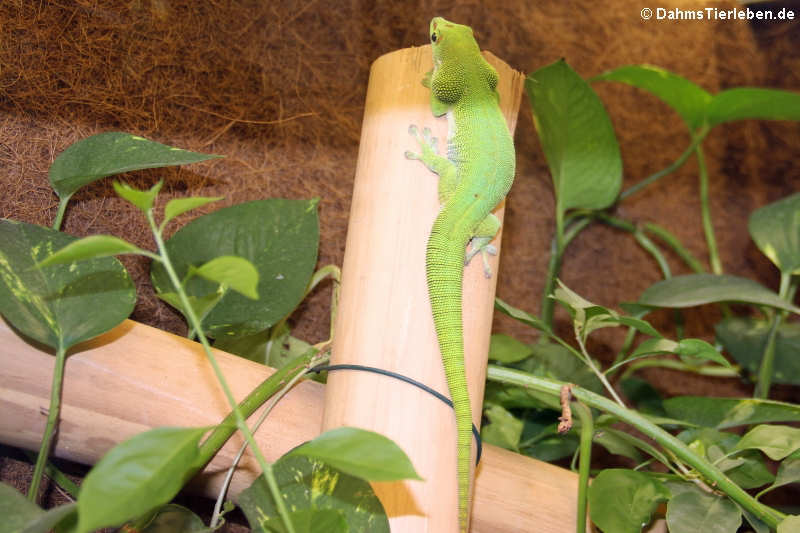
[[429, 17, 480, 68]]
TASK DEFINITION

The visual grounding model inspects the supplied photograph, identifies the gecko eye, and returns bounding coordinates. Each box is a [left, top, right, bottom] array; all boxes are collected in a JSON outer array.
[[431, 32, 437, 42]]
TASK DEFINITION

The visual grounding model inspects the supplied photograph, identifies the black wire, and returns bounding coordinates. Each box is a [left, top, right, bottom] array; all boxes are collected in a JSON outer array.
[[310, 363, 483, 465]]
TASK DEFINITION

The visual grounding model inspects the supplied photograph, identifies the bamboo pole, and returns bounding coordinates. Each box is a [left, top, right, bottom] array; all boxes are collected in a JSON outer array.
[[0, 317, 587, 531], [320, 46, 525, 532]]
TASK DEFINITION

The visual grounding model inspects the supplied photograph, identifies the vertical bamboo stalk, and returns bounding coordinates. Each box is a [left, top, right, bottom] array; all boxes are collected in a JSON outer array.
[[321, 45, 524, 532]]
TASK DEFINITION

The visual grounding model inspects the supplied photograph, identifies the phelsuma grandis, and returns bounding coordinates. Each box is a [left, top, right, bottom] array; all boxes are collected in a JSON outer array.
[[405, 17, 516, 532]]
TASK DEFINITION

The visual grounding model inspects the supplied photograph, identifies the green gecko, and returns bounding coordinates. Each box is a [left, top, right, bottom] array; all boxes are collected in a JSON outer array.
[[405, 17, 515, 532]]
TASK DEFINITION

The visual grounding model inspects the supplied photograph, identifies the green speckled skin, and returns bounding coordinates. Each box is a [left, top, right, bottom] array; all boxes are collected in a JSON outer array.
[[405, 17, 515, 532]]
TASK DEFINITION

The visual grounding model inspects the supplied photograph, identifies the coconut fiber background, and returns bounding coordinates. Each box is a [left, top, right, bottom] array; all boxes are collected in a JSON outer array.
[[1, 0, 799, 527]]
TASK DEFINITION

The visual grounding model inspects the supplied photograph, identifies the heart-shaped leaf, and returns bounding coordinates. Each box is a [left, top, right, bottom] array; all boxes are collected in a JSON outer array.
[[748, 192, 800, 275], [638, 274, 800, 314], [527, 60, 622, 213], [36, 235, 150, 267], [716, 317, 800, 385], [49, 133, 220, 202], [707, 88, 800, 127], [151, 198, 319, 337], [287, 427, 420, 482], [588, 469, 670, 533], [0, 220, 135, 350], [237, 455, 389, 533], [664, 396, 800, 429], [193, 256, 259, 300], [666, 489, 741, 533], [594, 64, 712, 130], [76, 427, 207, 533]]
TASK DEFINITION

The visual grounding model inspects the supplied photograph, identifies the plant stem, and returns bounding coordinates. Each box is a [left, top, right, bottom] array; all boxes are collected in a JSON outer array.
[[52, 199, 69, 231], [210, 348, 327, 528], [575, 333, 625, 407], [620, 357, 740, 380], [487, 365, 785, 529], [620, 132, 706, 200], [195, 349, 324, 465], [754, 272, 791, 399], [573, 401, 593, 533], [641, 223, 706, 273], [22, 450, 80, 499], [147, 212, 296, 533], [595, 214, 671, 278], [695, 143, 722, 275], [541, 216, 592, 328], [28, 343, 67, 502]]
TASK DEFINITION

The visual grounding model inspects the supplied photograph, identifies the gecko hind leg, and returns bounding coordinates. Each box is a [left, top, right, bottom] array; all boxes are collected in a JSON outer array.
[[466, 213, 501, 278]]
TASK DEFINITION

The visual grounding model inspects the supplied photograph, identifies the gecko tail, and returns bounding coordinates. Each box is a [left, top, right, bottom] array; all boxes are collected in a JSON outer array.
[[426, 224, 474, 532]]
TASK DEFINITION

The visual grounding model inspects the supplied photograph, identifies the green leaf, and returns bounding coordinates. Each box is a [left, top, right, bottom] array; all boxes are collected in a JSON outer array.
[[680, 429, 775, 489], [163, 196, 223, 227], [526, 59, 622, 212], [593, 64, 712, 130], [49, 132, 220, 202], [778, 515, 800, 533], [765, 451, 800, 494], [193, 256, 259, 300], [483, 380, 558, 411], [36, 235, 150, 267], [214, 323, 313, 368], [525, 341, 604, 394], [157, 291, 223, 325], [734, 424, 800, 460], [666, 489, 741, 533], [638, 274, 800, 314], [481, 404, 523, 451], [588, 469, 670, 533], [287, 427, 420, 482], [592, 429, 643, 463], [139, 504, 208, 533], [614, 315, 663, 338], [263, 509, 347, 533], [716, 317, 800, 385], [494, 297, 550, 333], [0, 220, 135, 350], [708, 88, 800, 127], [553, 281, 662, 340], [748, 192, 800, 275], [675, 338, 732, 368], [76, 427, 207, 533], [0, 482, 44, 533], [741, 506, 771, 533], [151, 198, 319, 338], [626, 337, 732, 369], [488, 334, 534, 363], [664, 396, 800, 429], [113, 180, 163, 213], [629, 338, 678, 358], [598, 422, 672, 467], [21, 503, 77, 533], [237, 455, 389, 533], [726, 452, 775, 489], [620, 377, 666, 416], [522, 421, 579, 461]]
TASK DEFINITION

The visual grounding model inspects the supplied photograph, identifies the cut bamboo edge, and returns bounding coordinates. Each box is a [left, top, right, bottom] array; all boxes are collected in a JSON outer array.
[[3, 46, 578, 532]]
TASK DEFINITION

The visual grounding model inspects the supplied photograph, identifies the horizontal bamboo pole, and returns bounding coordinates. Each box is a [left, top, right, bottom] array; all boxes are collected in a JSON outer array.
[[0, 317, 584, 531]]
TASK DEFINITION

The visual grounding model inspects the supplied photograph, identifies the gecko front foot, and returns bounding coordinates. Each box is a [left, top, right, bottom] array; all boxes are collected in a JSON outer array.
[[404, 125, 439, 161], [466, 237, 497, 278]]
